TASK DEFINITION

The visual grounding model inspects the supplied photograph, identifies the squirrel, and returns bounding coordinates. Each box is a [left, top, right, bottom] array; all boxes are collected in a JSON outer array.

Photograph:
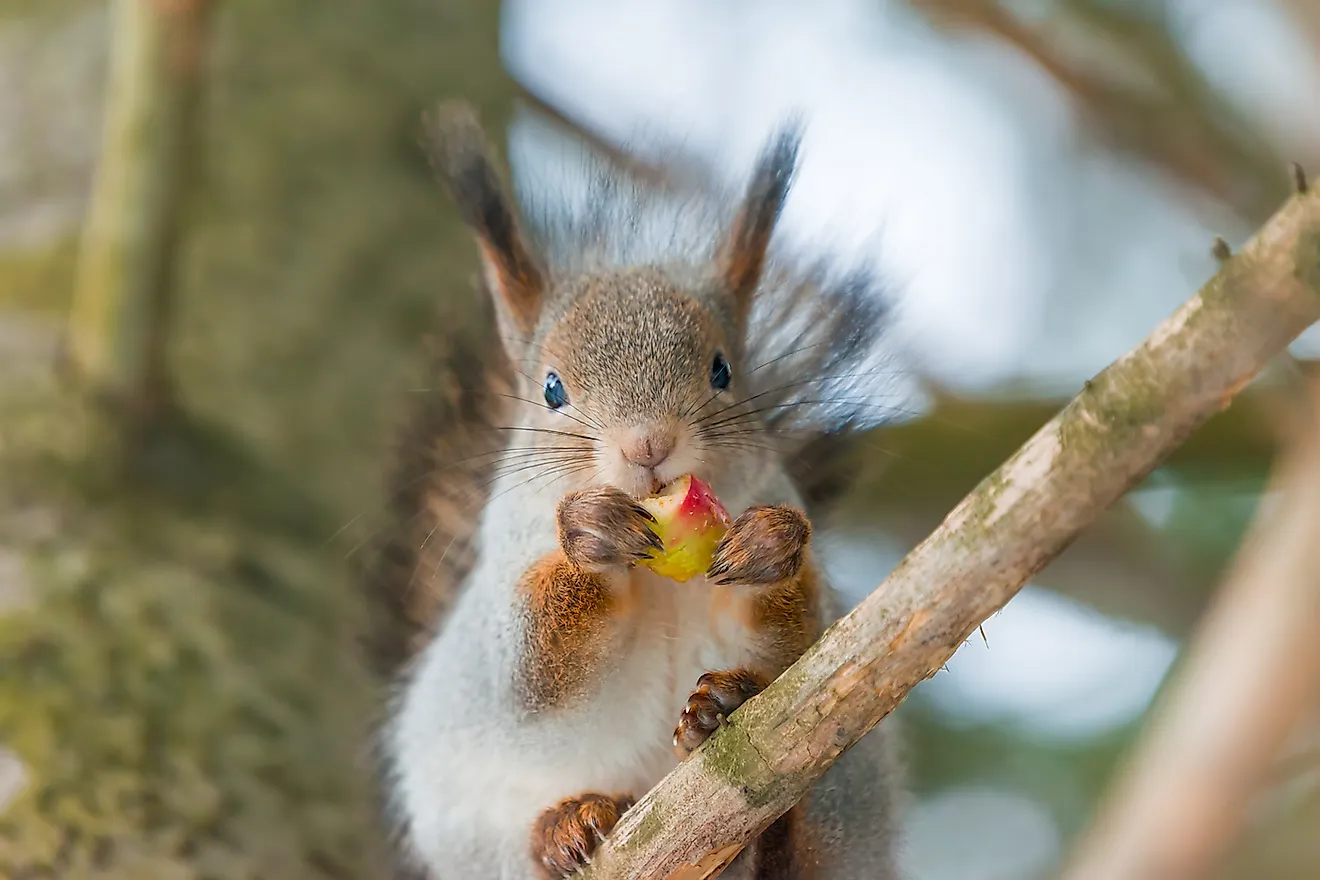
[[371, 101, 904, 879]]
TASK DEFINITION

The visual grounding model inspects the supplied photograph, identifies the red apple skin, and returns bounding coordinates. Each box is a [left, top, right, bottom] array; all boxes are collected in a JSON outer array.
[[638, 475, 731, 582]]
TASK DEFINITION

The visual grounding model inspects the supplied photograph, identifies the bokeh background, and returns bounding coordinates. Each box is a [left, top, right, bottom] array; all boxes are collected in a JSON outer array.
[[2, 1, 1318, 878]]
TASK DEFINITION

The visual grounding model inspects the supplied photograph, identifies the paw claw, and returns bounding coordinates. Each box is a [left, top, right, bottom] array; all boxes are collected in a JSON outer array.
[[673, 669, 766, 756], [706, 505, 810, 586], [531, 793, 633, 879], [558, 486, 663, 570]]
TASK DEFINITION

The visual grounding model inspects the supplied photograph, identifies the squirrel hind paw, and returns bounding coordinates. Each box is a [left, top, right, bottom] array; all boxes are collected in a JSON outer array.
[[531, 793, 635, 879]]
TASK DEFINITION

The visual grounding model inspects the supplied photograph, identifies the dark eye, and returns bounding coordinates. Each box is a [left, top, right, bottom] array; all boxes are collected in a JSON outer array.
[[710, 352, 732, 391], [543, 372, 568, 409]]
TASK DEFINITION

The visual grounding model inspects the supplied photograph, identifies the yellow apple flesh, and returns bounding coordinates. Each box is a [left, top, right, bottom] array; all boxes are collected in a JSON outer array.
[[637, 474, 731, 582]]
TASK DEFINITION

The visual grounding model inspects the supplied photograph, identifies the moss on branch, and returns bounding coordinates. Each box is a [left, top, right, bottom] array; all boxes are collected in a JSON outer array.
[[582, 185, 1320, 878]]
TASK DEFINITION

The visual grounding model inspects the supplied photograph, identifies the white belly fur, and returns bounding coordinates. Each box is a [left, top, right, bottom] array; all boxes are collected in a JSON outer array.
[[391, 566, 772, 877]]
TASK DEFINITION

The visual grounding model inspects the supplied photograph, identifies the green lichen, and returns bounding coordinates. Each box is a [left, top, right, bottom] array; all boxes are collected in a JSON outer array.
[[1056, 361, 1167, 472], [698, 722, 785, 810], [623, 797, 668, 851]]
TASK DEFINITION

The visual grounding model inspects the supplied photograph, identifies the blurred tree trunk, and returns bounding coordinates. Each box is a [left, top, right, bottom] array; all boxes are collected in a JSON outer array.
[[65, 0, 213, 435], [0, 0, 514, 878]]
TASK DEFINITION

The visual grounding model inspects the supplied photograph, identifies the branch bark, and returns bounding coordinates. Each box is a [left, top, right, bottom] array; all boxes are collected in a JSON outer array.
[[580, 185, 1320, 877], [1061, 378, 1320, 880], [65, 0, 214, 429]]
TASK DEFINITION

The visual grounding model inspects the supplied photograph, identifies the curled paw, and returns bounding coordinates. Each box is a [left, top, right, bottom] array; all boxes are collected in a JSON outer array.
[[706, 505, 810, 585], [673, 669, 766, 756], [557, 486, 663, 571], [531, 792, 635, 879]]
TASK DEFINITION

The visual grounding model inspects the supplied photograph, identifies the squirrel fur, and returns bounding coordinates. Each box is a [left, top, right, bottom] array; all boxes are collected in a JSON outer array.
[[370, 102, 904, 879]]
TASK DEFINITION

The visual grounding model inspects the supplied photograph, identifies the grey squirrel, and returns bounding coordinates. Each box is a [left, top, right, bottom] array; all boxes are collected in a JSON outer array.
[[370, 102, 904, 879]]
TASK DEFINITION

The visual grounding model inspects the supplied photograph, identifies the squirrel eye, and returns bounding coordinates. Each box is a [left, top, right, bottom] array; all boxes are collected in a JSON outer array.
[[543, 372, 568, 409], [710, 352, 732, 391]]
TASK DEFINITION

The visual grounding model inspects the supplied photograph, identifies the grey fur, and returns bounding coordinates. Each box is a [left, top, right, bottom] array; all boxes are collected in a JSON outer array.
[[374, 105, 907, 879]]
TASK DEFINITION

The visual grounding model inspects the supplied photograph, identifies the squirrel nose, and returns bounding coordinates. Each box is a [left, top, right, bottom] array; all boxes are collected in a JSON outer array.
[[622, 427, 675, 469]]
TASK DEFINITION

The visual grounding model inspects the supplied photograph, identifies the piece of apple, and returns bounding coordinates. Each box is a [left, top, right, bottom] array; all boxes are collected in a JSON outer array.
[[637, 474, 732, 582]]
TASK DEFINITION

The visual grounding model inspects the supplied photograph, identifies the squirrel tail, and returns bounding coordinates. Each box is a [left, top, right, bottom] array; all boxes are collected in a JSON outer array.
[[747, 262, 904, 516], [358, 302, 510, 679]]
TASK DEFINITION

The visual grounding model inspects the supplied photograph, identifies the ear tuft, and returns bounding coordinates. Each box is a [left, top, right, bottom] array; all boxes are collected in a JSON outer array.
[[420, 101, 544, 334], [721, 117, 805, 312]]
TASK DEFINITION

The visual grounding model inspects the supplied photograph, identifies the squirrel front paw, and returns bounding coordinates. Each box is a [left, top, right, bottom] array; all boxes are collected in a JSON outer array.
[[706, 504, 810, 586], [674, 669, 766, 756], [557, 486, 663, 571], [530, 792, 635, 879]]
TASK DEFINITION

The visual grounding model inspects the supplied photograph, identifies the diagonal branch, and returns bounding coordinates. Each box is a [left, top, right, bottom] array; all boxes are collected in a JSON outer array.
[[581, 181, 1320, 878]]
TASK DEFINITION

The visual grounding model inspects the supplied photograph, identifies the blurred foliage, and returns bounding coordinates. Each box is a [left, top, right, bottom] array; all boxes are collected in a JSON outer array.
[[0, 0, 512, 874], [0, 395, 382, 876]]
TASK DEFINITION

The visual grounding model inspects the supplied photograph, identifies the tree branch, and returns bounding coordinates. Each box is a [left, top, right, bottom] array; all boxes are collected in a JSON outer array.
[[580, 184, 1320, 877], [65, 0, 214, 430], [913, 0, 1288, 221], [1061, 377, 1320, 880]]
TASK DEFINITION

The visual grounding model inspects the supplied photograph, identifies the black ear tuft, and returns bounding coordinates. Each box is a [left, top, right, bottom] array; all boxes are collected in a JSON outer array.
[[721, 116, 805, 312], [420, 101, 544, 334]]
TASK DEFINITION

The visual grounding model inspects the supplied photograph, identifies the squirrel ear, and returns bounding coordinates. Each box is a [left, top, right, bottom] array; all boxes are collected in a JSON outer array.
[[421, 102, 544, 336], [719, 118, 803, 313]]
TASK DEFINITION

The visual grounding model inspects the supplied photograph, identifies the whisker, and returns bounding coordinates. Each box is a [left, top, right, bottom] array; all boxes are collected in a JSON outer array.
[[325, 442, 559, 550], [483, 459, 598, 508], [682, 386, 731, 422], [487, 455, 594, 483], [484, 425, 600, 443], [698, 398, 919, 433], [486, 454, 596, 488], [690, 369, 909, 429], [746, 339, 834, 375], [493, 394, 604, 432]]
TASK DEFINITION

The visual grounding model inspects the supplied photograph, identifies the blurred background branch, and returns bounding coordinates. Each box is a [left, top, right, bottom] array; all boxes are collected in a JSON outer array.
[[0, 0, 514, 876], [1064, 375, 1320, 880], [1286, 0, 1320, 52], [912, 0, 1289, 221]]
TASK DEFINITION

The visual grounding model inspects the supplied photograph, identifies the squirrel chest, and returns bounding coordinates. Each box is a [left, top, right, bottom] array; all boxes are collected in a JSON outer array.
[[518, 561, 787, 793]]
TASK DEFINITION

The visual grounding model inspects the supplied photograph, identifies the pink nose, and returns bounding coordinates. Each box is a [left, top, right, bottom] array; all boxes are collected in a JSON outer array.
[[622, 428, 675, 469]]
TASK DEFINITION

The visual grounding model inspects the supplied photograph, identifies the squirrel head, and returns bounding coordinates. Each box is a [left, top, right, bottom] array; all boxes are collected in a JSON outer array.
[[424, 103, 801, 497]]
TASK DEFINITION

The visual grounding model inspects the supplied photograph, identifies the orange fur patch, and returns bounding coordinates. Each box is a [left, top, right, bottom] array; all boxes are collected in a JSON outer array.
[[751, 562, 822, 668], [516, 552, 630, 710]]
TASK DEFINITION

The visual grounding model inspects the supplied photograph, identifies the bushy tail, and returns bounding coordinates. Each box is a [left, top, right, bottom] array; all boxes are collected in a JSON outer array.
[[358, 303, 510, 678]]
